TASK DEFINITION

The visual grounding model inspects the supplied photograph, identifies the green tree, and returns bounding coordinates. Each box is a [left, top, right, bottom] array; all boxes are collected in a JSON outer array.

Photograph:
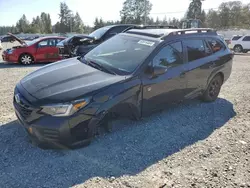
[[218, 2, 231, 28], [155, 17, 160, 25], [147, 17, 154, 25], [16, 14, 30, 33], [83, 25, 93, 34], [59, 2, 73, 33], [93, 17, 105, 30], [162, 16, 168, 25], [0, 26, 18, 35], [186, 0, 205, 19], [93, 17, 100, 30], [28, 17, 41, 33], [205, 9, 220, 28], [53, 22, 61, 33], [240, 3, 250, 28], [73, 12, 84, 33], [42, 13, 52, 33], [120, 0, 152, 24]]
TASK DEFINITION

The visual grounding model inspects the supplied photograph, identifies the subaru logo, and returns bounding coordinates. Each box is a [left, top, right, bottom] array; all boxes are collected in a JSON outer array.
[[15, 94, 21, 104]]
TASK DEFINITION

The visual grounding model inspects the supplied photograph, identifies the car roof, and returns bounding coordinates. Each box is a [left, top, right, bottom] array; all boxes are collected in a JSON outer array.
[[36, 36, 66, 40], [125, 28, 217, 40], [127, 28, 180, 37], [104, 24, 137, 28]]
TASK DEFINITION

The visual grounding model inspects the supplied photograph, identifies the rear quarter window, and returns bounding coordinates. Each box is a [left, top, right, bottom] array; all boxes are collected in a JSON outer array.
[[206, 38, 225, 53]]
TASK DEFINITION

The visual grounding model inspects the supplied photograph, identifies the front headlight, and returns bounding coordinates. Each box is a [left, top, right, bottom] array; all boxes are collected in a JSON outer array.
[[41, 98, 90, 117], [7, 49, 14, 54]]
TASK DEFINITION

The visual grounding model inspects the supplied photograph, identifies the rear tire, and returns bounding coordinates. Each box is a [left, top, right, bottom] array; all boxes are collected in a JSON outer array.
[[202, 75, 223, 102], [19, 54, 33, 65]]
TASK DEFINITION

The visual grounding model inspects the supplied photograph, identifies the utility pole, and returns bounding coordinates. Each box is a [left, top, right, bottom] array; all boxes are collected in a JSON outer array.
[[144, 0, 147, 25]]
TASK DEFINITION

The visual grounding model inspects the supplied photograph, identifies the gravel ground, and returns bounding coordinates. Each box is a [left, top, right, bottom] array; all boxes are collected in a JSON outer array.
[[0, 48, 249, 188]]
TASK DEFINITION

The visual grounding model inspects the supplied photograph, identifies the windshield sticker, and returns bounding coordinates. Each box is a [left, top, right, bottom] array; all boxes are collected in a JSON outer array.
[[138, 40, 155, 46]]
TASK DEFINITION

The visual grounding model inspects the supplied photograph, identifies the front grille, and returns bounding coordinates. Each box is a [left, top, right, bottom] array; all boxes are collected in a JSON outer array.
[[41, 128, 60, 141], [14, 95, 32, 119]]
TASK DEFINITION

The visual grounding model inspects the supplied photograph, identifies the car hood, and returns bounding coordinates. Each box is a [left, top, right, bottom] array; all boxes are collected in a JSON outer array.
[[7, 33, 27, 46], [20, 57, 126, 103]]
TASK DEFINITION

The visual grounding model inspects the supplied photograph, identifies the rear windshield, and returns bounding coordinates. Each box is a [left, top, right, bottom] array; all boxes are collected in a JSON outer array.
[[85, 34, 157, 75], [232, 36, 242, 40]]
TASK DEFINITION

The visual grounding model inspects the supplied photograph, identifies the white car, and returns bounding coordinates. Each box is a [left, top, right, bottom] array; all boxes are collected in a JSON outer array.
[[229, 35, 250, 53], [0, 40, 2, 50]]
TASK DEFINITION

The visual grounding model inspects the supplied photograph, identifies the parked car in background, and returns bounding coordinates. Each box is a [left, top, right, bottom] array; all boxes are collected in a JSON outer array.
[[0, 34, 16, 43], [57, 24, 138, 58], [57, 24, 179, 59], [218, 34, 230, 46], [14, 28, 233, 148], [229, 35, 250, 53], [2, 33, 66, 65], [0, 40, 2, 50]]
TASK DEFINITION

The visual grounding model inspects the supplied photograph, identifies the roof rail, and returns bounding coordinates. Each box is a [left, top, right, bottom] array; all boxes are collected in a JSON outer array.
[[138, 25, 178, 29], [162, 28, 217, 39], [124, 25, 178, 32]]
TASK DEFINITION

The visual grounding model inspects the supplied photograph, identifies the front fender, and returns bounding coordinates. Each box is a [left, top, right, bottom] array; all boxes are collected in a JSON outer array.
[[93, 77, 142, 120]]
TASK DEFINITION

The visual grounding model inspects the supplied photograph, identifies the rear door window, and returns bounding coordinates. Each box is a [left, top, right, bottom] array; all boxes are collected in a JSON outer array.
[[153, 41, 184, 68], [232, 36, 242, 41], [242, 36, 250, 41], [183, 39, 208, 62]]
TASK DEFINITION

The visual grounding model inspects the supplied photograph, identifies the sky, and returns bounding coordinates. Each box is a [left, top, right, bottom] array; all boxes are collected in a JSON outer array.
[[0, 0, 249, 27]]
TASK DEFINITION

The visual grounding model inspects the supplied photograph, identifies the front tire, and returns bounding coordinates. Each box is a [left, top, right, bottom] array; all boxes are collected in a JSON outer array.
[[202, 75, 223, 102], [19, 54, 33, 65], [233, 45, 243, 53]]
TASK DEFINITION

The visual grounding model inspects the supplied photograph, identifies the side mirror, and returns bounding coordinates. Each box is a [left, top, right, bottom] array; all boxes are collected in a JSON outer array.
[[153, 65, 168, 76]]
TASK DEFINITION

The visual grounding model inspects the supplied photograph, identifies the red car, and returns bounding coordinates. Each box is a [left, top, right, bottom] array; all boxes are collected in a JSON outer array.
[[2, 33, 66, 65]]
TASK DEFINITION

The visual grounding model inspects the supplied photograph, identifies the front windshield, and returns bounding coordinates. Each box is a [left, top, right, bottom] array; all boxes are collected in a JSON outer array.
[[84, 34, 157, 75], [89, 27, 110, 39]]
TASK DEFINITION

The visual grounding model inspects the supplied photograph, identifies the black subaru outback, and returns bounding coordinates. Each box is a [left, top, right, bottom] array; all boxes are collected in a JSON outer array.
[[13, 28, 233, 148]]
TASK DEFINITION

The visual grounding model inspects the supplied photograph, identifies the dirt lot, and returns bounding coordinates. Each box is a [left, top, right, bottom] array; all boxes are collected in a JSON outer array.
[[0, 48, 249, 188]]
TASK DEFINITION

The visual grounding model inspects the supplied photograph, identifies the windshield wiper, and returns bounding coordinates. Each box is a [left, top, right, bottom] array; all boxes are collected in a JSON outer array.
[[79, 57, 116, 75], [88, 60, 116, 75]]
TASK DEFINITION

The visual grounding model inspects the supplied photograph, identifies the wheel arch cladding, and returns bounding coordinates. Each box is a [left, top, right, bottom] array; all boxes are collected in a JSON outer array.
[[207, 71, 224, 88], [217, 72, 224, 83]]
